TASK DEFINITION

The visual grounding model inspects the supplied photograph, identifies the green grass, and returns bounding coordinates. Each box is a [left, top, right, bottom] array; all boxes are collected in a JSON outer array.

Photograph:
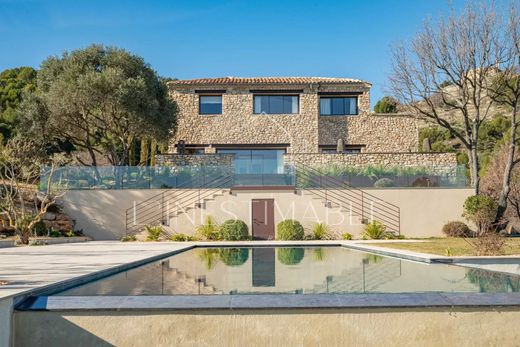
[[371, 238, 520, 256]]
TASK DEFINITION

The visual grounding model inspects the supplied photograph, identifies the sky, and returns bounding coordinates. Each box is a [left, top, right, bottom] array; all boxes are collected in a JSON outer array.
[[0, 0, 498, 108]]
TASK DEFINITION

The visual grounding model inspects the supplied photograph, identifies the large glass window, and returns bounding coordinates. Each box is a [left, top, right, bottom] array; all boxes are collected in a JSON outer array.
[[199, 95, 222, 114], [253, 95, 298, 114], [320, 97, 358, 115], [217, 149, 285, 174]]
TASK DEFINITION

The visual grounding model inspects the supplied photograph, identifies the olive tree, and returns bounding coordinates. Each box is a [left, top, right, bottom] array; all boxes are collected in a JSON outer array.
[[21, 44, 177, 167], [0, 137, 67, 244]]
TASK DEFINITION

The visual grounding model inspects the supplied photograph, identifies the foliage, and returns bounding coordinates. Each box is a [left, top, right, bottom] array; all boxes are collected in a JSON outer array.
[[442, 221, 473, 238], [218, 219, 249, 241], [277, 248, 305, 265], [466, 268, 520, 292], [0, 67, 37, 141], [19, 44, 177, 166], [197, 248, 219, 270], [145, 225, 163, 241], [418, 126, 455, 152], [310, 222, 332, 240], [374, 96, 398, 113], [276, 219, 304, 240], [463, 195, 497, 233], [171, 233, 197, 241], [48, 230, 61, 237], [218, 248, 249, 266], [363, 254, 384, 264], [313, 248, 326, 261], [121, 234, 137, 242], [196, 215, 220, 240], [31, 220, 48, 237], [466, 232, 506, 256], [373, 178, 395, 188], [341, 232, 353, 240], [362, 221, 389, 240], [0, 137, 68, 244]]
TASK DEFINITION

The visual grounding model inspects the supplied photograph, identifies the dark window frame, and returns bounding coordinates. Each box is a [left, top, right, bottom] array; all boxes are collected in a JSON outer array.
[[253, 95, 300, 115], [319, 96, 358, 116], [318, 144, 365, 153], [199, 94, 223, 115]]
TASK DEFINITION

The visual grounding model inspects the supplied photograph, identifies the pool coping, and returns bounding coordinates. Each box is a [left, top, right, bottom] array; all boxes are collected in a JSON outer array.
[[16, 292, 520, 311], [10, 241, 520, 311]]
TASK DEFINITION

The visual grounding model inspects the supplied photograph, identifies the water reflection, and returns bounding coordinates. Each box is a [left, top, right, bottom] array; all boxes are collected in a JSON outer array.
[[56, 247, 520, 296]]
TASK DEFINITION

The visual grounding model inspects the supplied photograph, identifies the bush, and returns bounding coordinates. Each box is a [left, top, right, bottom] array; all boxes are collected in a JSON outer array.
[[362, 221, 388, 240], [276, 219, 304, 240], [121, 235, 137, 242], [277, 248, 305, 265], [31, 220, 48, 237], [442, 221, 473, 238], [49, 230, 62, 237], [342, 232, 353, 240], [145, 225, 163, 241], [218, 219, 249, 241], [463, 195, 497, 233], [171, 233, 197, 241], [310, 222, 331, 240], [467, 232, 506, 256], [218, 248, 249, 266], [373, 178, 395, 188], [196, 216, 220, 240], [374, 96, 398, 113]]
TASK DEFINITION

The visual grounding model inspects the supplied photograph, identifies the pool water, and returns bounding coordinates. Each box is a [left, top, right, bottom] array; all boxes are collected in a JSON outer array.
[[56, 247, 520, 296]]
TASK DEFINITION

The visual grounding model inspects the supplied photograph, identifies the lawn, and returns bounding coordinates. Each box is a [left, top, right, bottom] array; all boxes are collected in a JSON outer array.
[[370, 238, 520, 256]]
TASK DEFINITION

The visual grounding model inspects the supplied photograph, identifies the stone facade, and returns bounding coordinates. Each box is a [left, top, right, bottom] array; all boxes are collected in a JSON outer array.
[[284, 152, 458, 174], [155, 154, 234, 168], [167, 77, 418, 154]]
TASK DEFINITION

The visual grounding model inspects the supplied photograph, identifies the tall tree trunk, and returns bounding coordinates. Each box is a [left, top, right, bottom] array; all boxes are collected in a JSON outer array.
[[86, 146, 102, 183], [468, 146, 480, 195], [140, 137, 149, 166], [494, 107, 518, 226], [150, 138, 157, 166]]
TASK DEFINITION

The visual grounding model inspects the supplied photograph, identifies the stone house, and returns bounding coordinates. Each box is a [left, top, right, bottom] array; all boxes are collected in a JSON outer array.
[[164, 77, 456, 173]]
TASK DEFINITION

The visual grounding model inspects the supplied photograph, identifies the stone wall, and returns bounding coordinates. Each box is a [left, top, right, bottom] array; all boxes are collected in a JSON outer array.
[[318, 114, 418, 152], [155, 154, 234, 167], [285, 152, 458, 174], [168, 82, 417, 154]]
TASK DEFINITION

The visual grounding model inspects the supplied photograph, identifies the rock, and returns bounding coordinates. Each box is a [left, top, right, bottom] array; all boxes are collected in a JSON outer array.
[[43, 212, 57, 221], [55, 213, 69, 221]]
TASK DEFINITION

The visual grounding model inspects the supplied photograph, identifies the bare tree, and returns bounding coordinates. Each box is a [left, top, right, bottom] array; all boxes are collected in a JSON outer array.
[[388, 2, 505, 194], [486, 4, 520, 225], [0, 138, 67, 244]]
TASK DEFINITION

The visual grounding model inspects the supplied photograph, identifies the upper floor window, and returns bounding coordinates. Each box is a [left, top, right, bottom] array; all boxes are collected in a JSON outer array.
[[253, 95, 299, 114], [320, 97, 358, 116], [199, 95, 222, 115]]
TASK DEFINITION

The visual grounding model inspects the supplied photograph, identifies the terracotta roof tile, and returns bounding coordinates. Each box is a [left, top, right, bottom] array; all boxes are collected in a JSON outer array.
[[169, 76, 370, 86]]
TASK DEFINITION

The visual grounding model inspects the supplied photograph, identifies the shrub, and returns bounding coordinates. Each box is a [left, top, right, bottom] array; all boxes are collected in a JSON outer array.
[[442, 221, 473, 238], [310, 222, 331, 240], [218, 219, 249, 241], [278, 248, 305, 265], [49, 230, 62, 237], [374, 96, 398, 113], [463, 195, 497, 233], [342, 232, 353, 240], [276, 219, 304, 240], [197, 248, 219, 270], [171, 233, 197, 242], [218, 248, 249, 266], [31, 220, 48, 237], [196, 216, 220, 240], [145, 225, 163, 241], [373, 178, 395, 188], [121, 235, 137, 242], [362, 221, 388, 240], [467, 232, 506, 256]]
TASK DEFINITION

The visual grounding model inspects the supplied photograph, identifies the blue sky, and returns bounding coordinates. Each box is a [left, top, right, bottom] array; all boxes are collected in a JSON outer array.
[[0, 0, 494, 108]]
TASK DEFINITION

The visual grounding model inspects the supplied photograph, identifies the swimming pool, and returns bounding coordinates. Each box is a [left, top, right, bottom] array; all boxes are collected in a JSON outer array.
[[54, 246, 520, 296]]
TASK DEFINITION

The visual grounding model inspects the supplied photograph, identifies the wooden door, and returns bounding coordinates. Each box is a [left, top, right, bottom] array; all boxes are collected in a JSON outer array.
[[252, 199, 275, 240]]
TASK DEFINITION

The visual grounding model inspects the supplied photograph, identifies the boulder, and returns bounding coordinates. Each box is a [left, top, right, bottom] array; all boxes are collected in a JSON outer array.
[[42, 212, 57, 221]]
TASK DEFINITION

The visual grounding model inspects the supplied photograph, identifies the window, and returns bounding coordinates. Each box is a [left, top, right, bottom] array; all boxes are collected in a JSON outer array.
[[217, 149, 286, 174], [319, 145, 364, 153], [199, 95, 222, 114], [320, 97, 358, 115], [253, 95, 299, 114]]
